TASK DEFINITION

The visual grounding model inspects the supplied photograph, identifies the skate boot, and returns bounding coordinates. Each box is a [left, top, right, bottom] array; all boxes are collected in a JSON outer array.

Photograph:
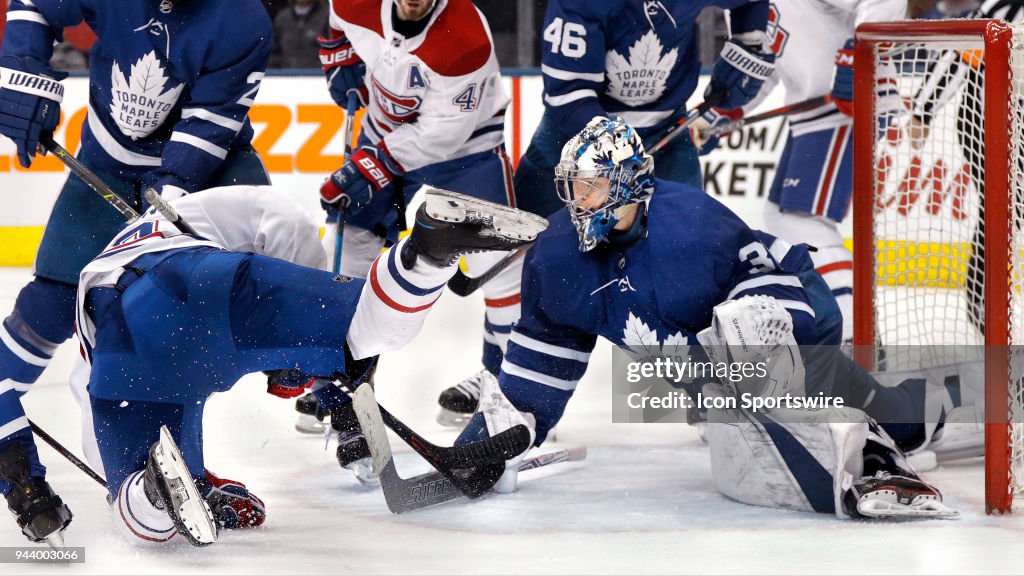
[[295, 392, 329, 434], [437, 369, 488, 427], [144, 426, 217, 546], [401, 189, 548, 269], [0, 443, 72, 548], [844, 471, 959, 518], [332, 401, 379, 487]]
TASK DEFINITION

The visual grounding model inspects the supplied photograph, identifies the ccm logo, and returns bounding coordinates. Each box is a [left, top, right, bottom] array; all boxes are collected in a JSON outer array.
[[320, 47, 358, 67], [358, 156, 391, 187]]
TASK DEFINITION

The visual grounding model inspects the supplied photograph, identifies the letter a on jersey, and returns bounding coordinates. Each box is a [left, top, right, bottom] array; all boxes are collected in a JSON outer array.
[[408, 65, 426, 89]]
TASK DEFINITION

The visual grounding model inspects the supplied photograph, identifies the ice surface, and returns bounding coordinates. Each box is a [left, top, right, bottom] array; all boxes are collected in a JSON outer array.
[[2, 267, 1023, 575]]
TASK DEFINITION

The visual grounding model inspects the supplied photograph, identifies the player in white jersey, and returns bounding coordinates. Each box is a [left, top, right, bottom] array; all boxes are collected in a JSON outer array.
[[73, 185, 546, 545], [693, 0, 907, 342], [306, 0, 523, 434]]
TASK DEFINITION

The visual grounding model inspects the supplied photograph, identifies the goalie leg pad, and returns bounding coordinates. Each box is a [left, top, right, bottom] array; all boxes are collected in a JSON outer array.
[[705, 391, 871, 518]]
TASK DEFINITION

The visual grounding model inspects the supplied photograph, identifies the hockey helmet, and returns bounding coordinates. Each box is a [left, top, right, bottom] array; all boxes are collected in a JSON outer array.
[[554, 116, 654, 252]]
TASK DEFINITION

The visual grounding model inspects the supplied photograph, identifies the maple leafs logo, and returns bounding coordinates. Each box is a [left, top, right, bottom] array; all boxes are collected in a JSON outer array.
[[605, 31, 678, 106], [621, 311, 688, 359], [109, 51, 184, 139]]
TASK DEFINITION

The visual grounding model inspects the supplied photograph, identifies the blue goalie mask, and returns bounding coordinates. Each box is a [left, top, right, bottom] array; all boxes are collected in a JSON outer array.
[[554, 116, 655, 252]]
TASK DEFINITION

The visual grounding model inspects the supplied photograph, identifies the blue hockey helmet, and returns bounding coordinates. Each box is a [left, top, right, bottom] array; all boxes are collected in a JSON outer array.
[[554, 116, 654, 252]]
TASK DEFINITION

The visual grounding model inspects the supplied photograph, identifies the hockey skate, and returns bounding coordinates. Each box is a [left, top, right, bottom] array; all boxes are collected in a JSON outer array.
[[295, 392, 329, 434], [144, 426, 218, 546], [331, 401, 379, 487], [845, 471, 959, 519], [0, 443, 72, 549], [401, 188, 548, 269], [437, 369, 488, 427]]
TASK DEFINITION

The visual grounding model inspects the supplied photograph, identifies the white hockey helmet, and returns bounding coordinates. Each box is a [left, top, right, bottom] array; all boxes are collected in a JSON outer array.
[[554, 116, 655, 252]]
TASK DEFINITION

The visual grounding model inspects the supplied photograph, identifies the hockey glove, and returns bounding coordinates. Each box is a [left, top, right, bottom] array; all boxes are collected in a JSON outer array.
[[265, 369, 315, 399], [0, 56, 67, 168], [688, 107, 744, 155], [705, 35, 776, 111], [199, 470, 267, 529], [831, 39, 855, 117], [319, 144, 400, 217], [318, 35, 368, 108], [454, 371, 535, 494]]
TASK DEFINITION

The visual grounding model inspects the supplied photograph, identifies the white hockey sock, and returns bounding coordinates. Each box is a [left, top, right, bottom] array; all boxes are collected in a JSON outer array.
[[466, 251, 524, 354], [810, 245, 854, 341], [113, 471, 177, 545], [346, 238, 454, 359]]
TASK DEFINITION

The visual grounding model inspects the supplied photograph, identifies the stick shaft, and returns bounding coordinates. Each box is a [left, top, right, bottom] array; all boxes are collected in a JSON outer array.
[[40, 136, 140, 222], [28, 420, 108, 489], [333, 93, 359, 274]]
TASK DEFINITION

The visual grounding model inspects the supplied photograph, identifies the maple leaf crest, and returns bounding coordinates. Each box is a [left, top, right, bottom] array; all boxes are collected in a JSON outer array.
[[605, 30, 678, 106], [109, 51, 185, 140], [621, 312, 689, 359]]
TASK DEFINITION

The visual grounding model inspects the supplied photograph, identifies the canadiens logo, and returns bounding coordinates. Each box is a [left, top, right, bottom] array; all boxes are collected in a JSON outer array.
[[372, 77, 422, 124], [767, 4, 790, 57]]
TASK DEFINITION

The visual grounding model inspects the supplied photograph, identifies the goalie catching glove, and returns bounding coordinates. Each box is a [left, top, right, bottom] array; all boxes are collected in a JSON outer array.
[[454, 370, 535, 494]]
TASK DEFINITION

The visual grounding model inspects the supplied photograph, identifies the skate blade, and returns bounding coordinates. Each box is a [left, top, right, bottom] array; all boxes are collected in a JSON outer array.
[[436, 408, 472, 428], [156, 426, 218, 546], [295, 414, 329, 435], [43, 531, 65, 550], [343, 458, 381, 487], [423, 189, 548, 242], [857, 498, 960, 519]]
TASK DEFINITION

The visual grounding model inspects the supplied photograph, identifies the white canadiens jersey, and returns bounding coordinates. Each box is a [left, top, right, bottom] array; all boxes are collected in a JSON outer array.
[[759, 0, 906, 133], [76, 186, 327, 355], [328, 0, 508, 172]]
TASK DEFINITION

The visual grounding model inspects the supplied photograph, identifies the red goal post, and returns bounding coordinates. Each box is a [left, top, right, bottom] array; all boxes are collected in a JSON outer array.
[[852, 20, 1022, 513]]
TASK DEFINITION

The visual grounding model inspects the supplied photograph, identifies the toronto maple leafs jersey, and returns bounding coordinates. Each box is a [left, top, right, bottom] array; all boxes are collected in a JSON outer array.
[[540, 0, 770, 139], [2, 0, 271, 192], [75, 185, 327, 361], [328, 0, 507, 173], [500, 179, 828, 443], [750, 0, 905, 134]]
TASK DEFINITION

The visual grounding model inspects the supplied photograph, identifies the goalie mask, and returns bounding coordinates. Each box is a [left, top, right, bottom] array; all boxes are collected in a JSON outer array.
[[554, 116, 655, 252]]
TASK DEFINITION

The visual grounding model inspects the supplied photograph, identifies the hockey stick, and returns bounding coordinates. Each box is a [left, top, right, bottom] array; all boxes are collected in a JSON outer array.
[[350, 384, 529, 509], [446, 246, 529, 297], [706, 94, 832, 138], [516, 445, 587, 472], [28, 419, 108, 489], [39, 135, 140, 222], [331, 92, 359, 274], [648, 93, 723, 154], [143, 188, 198, 236]]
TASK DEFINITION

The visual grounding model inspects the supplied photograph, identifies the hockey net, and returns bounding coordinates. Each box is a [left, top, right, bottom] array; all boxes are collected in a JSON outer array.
[[852, 20, 1024, 513]]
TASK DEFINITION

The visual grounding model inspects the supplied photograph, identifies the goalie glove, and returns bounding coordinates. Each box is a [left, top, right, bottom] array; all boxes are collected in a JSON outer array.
[[454, 371, 535, 494], [697, 295, 805, 400], [0, 55, 67, 168]]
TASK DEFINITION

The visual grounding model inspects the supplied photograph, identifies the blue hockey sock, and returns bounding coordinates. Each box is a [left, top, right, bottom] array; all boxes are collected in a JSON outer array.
[[0, 277, 76, 384]]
